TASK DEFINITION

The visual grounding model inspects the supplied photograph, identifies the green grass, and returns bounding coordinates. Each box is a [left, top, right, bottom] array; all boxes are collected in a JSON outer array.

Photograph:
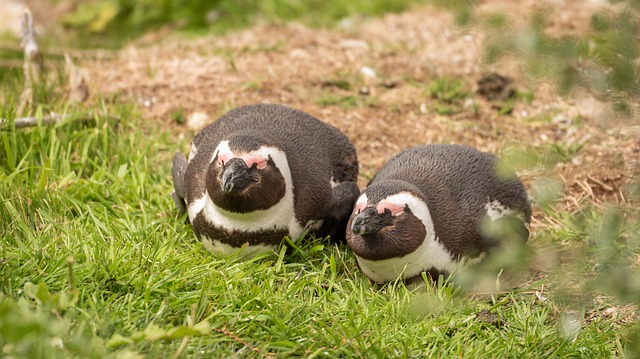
[[1, 96, 639, 357], [54, 0, 429, 48]]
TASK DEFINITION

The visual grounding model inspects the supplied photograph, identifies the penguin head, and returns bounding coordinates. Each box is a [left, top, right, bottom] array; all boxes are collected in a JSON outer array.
[[206, 132, 289, 213], [346, 180, 435, 260], [350, 197, 399, 236]]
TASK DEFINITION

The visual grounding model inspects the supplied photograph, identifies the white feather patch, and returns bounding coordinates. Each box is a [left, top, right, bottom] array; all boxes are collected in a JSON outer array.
[[200, 235, 277, 258], [354, 193, 368, 214], [187, 144, 305, 254], [304, 219, 324, 231], [485, 199, 524, 222], [188, 142, 198, 161], [353, 192, 459, 283], [211, 140, 232, 164], [329, 177, 337, 189]]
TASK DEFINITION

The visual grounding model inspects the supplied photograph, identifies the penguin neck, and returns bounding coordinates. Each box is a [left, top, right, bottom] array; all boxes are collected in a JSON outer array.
[[203, 188, 292, 223]]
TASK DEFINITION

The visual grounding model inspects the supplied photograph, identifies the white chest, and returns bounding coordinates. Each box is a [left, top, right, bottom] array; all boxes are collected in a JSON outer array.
[[187, 189, 304, 256], [355, 236, 459, 283]]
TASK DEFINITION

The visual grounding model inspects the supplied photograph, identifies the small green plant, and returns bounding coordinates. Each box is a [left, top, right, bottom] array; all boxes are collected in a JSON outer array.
[[315, 91, 379, 109], [321, 78, 353, 91], [514, 88, 534, 104], [241, 77, 264, 91], [171, 107, 186, 125], [425, 76, 471, 115], [0, 284, 106, 358], [427, 76, 470, 103], [316, 93, 358, 108], [548, 141, 584, 163]]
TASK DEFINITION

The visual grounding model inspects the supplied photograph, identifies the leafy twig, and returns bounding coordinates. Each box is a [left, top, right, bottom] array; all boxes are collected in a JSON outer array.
[[0, 113, 120, 129], [0, 113, 67, 129], [0, 39, 116, 59]]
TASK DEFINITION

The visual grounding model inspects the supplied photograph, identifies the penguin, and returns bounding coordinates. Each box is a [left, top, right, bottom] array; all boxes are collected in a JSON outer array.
[[345, 144, 531, 285], [172, 103, 359, 258]]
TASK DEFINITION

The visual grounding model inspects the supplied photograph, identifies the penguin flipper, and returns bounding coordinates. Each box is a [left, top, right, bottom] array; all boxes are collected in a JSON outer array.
[[172, 151, 189, 218], [325, 181, 360, 244]]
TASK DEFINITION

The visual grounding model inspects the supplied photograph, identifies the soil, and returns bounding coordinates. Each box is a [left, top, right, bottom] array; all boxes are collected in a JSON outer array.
[[78, 1, 639, 231]]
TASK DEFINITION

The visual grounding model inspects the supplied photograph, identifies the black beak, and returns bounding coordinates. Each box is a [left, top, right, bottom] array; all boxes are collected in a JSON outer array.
[[220, 158, 256, 193], [351, 206, 393, 235]]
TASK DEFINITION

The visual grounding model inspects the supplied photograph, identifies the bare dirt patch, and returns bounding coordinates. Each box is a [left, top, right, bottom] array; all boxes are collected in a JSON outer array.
[[83, 2, 639, 230]]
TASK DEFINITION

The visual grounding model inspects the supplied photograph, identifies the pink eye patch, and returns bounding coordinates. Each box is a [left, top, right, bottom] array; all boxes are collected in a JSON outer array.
[[354, 200, 367, 214], [240, 155, 267, 170], [217, 152, 232, 165], [376, 202, 404, 216]]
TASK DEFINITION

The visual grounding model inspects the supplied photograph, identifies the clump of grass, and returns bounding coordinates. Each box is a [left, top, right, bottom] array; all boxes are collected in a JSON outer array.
[[321, 78, 353, 91], [315, 91, 379, 109], [315, 93, 359, 108], [425, 76, 471, 115], [427, 76, 470, 103], [498, 141, 585, 175], [171, 107, 186, 125]]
